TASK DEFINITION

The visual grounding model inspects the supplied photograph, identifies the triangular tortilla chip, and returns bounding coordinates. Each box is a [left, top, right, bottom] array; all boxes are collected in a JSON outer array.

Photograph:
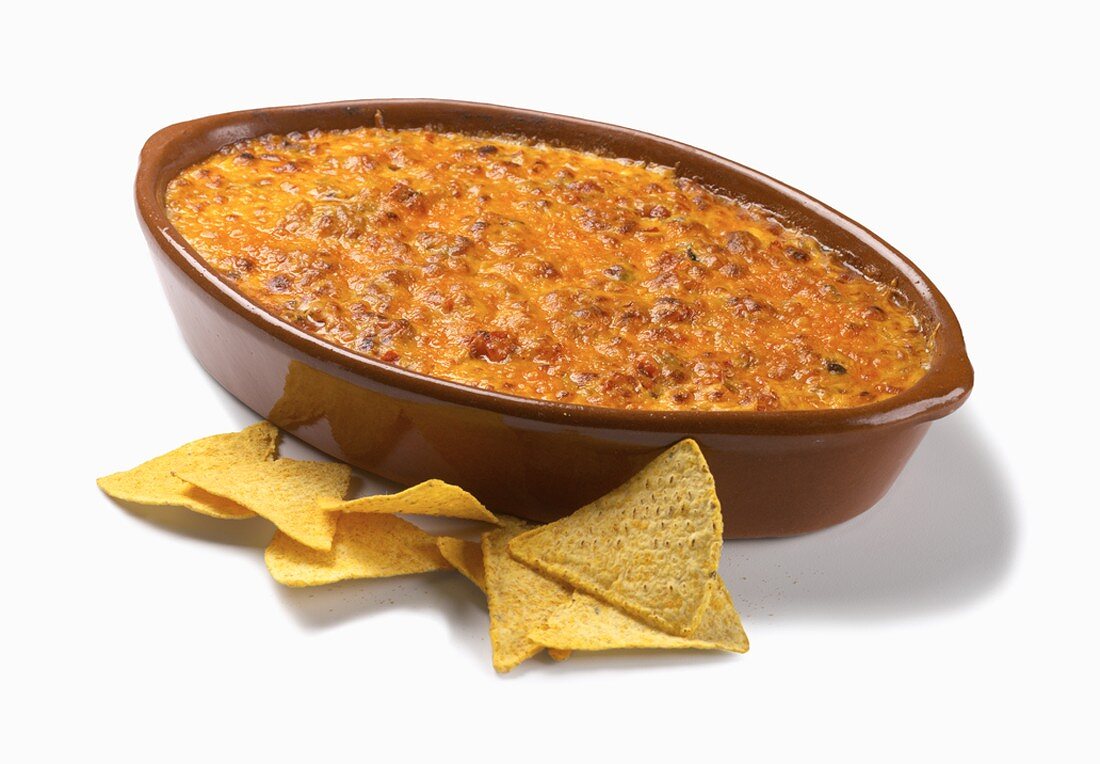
[[96, 422, 278, 519], [438, 536, 571, 664], [176, 459, 350, 550], [436, 537, 487, 591], [508, 440, 722, 636], [484, 517, 573, 673], [265, 513, 451, 586], [529, 578, 748, 653], [321, 480, 498, 523]]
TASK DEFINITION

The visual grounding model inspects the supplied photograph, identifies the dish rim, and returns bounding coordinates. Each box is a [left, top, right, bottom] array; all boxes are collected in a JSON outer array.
[[136, 98, 972, 435]]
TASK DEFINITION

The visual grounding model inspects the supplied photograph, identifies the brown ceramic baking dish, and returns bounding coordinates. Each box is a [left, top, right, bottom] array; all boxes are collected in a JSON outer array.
[[136, 99, 972, 538]]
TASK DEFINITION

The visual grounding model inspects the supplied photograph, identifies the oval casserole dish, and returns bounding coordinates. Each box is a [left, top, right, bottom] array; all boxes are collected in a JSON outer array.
[[136, 99, 973, 538]]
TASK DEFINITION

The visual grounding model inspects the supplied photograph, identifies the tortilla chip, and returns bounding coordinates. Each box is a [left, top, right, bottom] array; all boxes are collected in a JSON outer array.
[[484, 517, 573, 673], [438, 535, 572, 663], [265, 513, 451, 587], [176, 459, 350, 550], [96, 422, 278, 519], [529, 578, 748, 653], [508, 440, 722, 636], [321, 480, 498, 523], [436, 537, 486, 591]]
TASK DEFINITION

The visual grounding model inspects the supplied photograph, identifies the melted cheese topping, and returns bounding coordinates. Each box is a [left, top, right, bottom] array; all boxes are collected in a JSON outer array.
[[166, 127, 931, 411]]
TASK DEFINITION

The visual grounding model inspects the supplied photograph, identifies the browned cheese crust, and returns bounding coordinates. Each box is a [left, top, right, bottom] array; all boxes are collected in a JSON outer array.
[[167, 127, 931, 411]]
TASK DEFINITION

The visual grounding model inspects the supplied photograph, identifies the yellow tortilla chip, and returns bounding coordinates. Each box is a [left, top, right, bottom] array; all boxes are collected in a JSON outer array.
[[436, 537, 486, 591], [321, 480, 498, 523], [508, 440, 722, 636], [96, 422, 278, 519], [435, 538, 576, 663], [484, 517, 572, 673], [529, 578, 748, 653], [265, 513, 451, 587], [437, 535, 572, 663], [176, 459, 350, 550]]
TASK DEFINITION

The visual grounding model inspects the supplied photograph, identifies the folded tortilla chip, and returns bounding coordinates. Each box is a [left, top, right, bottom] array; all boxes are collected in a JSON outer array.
[[177, 458, 350, 550], [508, 440, 722, 636], [266, 513, 451, 586], [321, 480, 498, 523], [436, 537, 487, 591], [529, 578, 748, 653], [96, 422, 278, 519], [439, 535, 572, 664], [484, 517, 573, 673]]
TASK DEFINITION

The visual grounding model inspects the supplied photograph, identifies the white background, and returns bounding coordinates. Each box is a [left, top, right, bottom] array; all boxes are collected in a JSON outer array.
[[5, 1, 1097, 761]]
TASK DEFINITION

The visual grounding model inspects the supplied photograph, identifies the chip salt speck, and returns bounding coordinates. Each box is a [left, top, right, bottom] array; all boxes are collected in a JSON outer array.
[[265, 513, 451, 586], [484, 517, 573, 673], [176, 458, 350, 550], [529, 578, 748, 653], [96, 422, 278, 519], [508, 440, 722, 636], [321, 480, 498, 523]]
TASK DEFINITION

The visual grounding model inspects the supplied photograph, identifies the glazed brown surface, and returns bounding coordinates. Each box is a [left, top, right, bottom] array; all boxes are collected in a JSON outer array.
[[139, 99, 973, 535], [166, 127, 931, 412]]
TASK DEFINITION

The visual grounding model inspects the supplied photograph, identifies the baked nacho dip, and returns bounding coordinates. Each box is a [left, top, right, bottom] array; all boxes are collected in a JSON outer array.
[[166, 127, 932, 411]]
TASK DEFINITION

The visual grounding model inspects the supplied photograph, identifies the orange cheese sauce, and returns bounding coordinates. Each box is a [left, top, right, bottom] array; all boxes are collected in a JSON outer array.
[[166, 127, 931, 411]]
